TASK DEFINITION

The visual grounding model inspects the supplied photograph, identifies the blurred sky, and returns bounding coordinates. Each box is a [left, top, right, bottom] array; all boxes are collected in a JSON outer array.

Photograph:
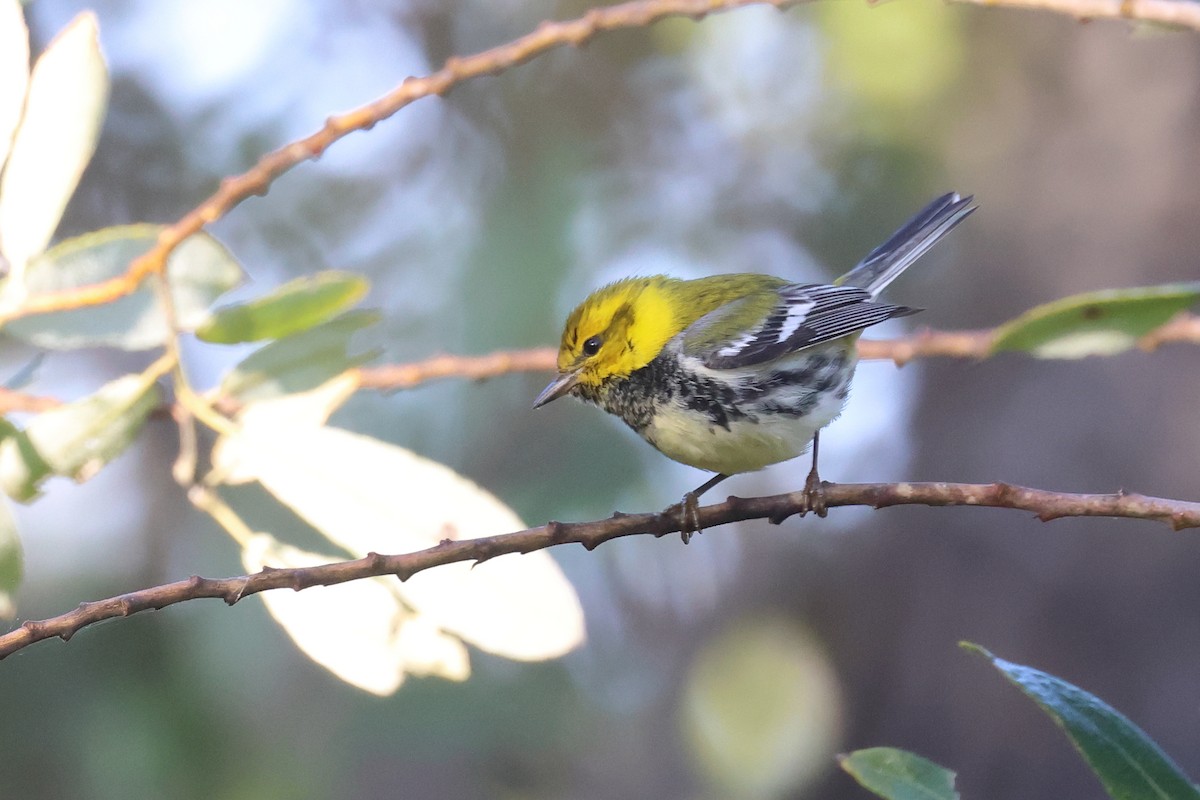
[[4, 1, 1200, 798]]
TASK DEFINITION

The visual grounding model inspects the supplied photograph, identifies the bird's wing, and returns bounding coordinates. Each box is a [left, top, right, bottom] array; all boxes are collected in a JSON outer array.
[[681, 283, 917, 370]]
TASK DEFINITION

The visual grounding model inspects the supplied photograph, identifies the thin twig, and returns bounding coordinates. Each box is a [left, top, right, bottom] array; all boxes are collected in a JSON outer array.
[[948, 0, 1200, 29], [354, 310, 1200, 385], [187, 485, 257, 549], [1137, 311, 1200, 351], [2, 0, 1195, 326], [858, 328, 993, 365], [0, 388, 60, 415], [1, 480, 1196, 660], [3, 311, 1198, 412], [354, 348, 559, 390], [0, 0, 806, 327], [149, 271, 200, 487]]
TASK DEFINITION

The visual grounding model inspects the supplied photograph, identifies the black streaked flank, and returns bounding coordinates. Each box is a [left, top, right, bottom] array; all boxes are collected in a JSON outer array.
[[573, 348, 854, 440]]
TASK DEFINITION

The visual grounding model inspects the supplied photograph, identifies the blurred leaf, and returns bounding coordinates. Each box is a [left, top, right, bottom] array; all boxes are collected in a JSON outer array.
[[990, 283, 1200, 359], [966, 643, 1200, 800], [0, 0, 30, 174], [242, 533, 469, 695], [212, 392, 585, 662], [398, 535, 585, 662], [219, 310, 379, 403], [839, 748, 958, 800], [0, 497, 22, 617], [0, 369, 159, 501], [815, 0, 963, 139], [0, 427, 48, 502], [682, 619, 842, 799], [5, 225, 243, 350], [197, 270, 369, 344], [0, 12, 107, 276], [232, 371, 357, 434], [3, 352, 42, 390]]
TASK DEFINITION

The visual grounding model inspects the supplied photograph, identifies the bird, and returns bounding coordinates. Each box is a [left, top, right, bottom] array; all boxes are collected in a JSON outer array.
[[534, 192, 976, 541]]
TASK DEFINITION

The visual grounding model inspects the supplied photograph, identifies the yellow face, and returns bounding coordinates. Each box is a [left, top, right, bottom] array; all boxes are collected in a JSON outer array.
[[557, 278, 677, 387], [532, 277, 679, 408]]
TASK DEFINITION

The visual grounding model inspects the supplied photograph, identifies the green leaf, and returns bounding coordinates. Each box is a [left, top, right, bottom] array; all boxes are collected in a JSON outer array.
[[965, 643, 1200, 800], [218, 310, 379, 403], [0, 369, 160, 501], [839, 748, 959, 800], [0, 11, 107, 274], [0, 497, 22, 617], [5, 225, 243, 351], [197, 270, 369, 344], [0, 0, 30, 174], [990, 283, 1200, 359]]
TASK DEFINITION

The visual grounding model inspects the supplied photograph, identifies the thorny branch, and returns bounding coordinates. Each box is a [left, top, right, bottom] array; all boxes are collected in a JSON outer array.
[[1, 480, 1197, 660], [0, 0, 806, 327], [2, 0, 1198, 326], [1, 0, 1198, 660]]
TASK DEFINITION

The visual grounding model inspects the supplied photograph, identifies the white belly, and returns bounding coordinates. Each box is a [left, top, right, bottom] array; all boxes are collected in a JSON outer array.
[[645, 381, 847, 474]]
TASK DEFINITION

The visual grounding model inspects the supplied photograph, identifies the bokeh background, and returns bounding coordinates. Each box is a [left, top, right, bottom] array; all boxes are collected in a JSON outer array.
[[3, 0, 1200, 797]]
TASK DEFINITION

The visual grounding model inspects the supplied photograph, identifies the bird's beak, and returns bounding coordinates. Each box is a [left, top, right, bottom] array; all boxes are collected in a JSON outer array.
[[533, 370, 580, 408]]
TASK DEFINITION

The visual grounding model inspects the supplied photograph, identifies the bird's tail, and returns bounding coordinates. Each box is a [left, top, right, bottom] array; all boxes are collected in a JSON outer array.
[[836, 192, 976, 297]]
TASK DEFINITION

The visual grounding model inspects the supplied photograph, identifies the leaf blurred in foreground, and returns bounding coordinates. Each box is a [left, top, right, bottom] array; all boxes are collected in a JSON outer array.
[[218, 310, 379, 404], [242, 533, 469, 696], [965, 643, 1200, 800], [0, 497, 22, 617], [0, 0, 30, 174], [197, 270, 369, 344], [211, 378, 585, 687], [682, 618, 843, 799], [0, 369, 160, 501], [0, 11, 107, 277], [990, 282, 1200, 359], [839, 747, 958, 800], [3, 352, 42, 390], [5, 225, 243, 350]]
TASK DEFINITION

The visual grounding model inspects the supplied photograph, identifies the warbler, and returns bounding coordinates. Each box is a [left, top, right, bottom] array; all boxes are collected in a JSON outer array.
[[534, 192, 975, 539]]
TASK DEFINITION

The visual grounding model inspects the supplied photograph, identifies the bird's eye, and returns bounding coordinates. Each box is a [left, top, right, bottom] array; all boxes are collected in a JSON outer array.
[[582, 336, 602, 356]]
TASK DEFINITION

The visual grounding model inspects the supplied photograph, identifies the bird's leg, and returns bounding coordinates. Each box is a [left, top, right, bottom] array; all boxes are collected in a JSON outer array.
[[671, 473, 729, 544], [803, 431, 828, 518]]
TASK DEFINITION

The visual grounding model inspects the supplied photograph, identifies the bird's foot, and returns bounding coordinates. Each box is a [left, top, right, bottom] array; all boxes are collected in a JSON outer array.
[[668, 491, 704, 544], [667, 473, 728, 544], [803, 468, 827, 518]]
